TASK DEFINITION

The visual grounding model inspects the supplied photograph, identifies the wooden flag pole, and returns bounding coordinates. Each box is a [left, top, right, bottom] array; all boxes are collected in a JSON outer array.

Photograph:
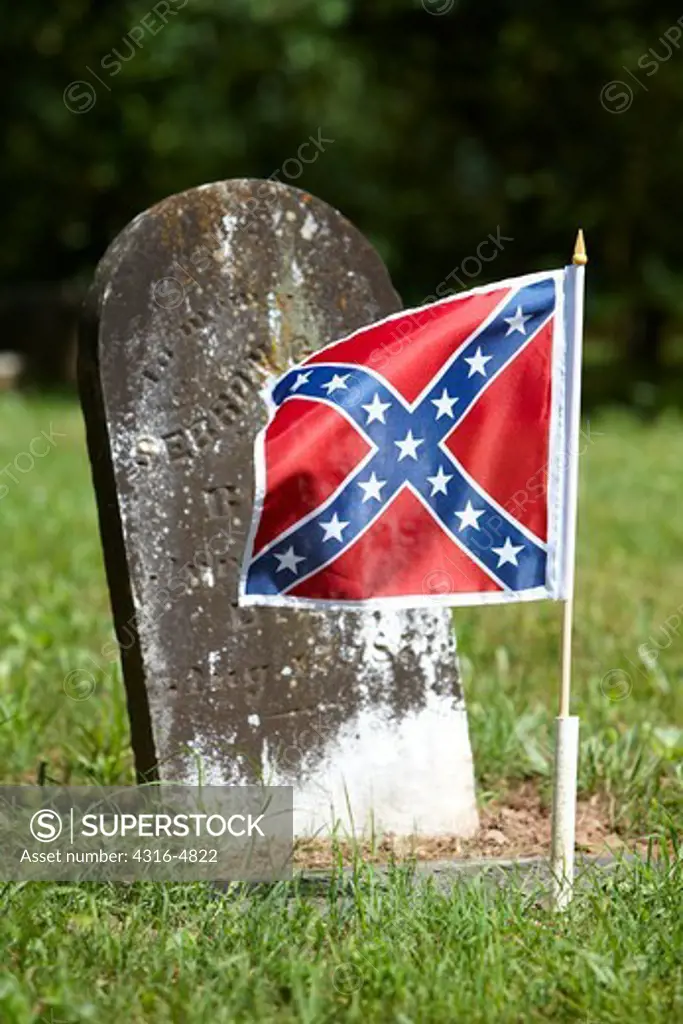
[[550, 230, 587, 911]]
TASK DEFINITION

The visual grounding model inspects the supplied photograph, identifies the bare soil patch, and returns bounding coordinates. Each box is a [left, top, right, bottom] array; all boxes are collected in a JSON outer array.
[[294, 783, 632, 870]]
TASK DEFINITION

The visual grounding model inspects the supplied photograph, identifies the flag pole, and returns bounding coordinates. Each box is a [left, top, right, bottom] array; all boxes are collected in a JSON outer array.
[[550, 229, 587, 911]]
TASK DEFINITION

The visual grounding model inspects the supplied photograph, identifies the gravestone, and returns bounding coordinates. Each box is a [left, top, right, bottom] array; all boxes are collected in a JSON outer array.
[[79, 179, 478, 837]]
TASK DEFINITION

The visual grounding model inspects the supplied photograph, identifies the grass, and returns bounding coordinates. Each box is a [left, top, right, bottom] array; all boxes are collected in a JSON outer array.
[[0, 393, 682, 1022], [1, 853, 682, 1023]]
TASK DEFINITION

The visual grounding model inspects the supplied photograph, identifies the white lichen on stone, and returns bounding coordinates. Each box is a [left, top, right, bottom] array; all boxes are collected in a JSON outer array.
[[221, 213, 239, 260], [291, 259, 304, 285], [301, 211, 318, 240], [266, 291, 282, 346]]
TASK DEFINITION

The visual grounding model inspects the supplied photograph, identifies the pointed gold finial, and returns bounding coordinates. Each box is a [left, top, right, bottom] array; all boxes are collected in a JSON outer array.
[[572, 229, 587, 266]]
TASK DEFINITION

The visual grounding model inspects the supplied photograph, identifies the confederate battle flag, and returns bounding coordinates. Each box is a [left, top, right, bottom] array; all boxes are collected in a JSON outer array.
[[239, 268, 584, 609]]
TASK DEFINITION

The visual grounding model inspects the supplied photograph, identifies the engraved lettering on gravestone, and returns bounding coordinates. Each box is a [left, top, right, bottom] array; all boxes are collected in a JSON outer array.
[[142, 346, 174, 384], [227, 601, 258, 636], [162, 428, 191, 462], [161, 386, 255, 464], [165, 530, 237, 596], [204, 485, 239, 520], [187, 665, 204, 695], [135, 435, 163, 468], [214, 552, 241, 583], [79, 179, 478, 834], [210, 390, 242, 427], [243, 665, 268, 704], [188, 415, 219, 452]]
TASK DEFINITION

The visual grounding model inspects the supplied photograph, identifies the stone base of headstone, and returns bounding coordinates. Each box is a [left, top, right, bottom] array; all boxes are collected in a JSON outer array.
[[79, 179, 479, 839]]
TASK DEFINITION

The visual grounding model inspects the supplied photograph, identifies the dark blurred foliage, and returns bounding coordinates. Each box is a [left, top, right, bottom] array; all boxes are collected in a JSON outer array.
[[2, 0, 683, 398]]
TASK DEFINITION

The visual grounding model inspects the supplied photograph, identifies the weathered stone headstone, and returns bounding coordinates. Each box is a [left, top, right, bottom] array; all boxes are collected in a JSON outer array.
[[79, 179, 478, 837]]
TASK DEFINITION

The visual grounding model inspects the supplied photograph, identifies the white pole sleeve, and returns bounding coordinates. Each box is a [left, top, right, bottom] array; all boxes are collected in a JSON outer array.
[[550, 714, 580, 910]]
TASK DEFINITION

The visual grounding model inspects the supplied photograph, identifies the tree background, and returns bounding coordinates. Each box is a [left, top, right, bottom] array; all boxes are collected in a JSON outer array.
[[2, 0, 682, 404]]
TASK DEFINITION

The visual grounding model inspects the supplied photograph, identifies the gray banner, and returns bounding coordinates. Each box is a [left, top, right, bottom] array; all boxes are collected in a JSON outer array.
[[0, 786, 293, 881]]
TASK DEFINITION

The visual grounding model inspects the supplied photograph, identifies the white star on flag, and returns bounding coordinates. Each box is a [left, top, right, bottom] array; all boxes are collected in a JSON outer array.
[[503, 306, 531, 336], [358, 471, 386, 502], [290, 371, 312, 391], [274, 545, 305, 574], [321, 373, 350, 394], [319, 512, 349, 542], [464, 347, 493, 378], [394, 430, 424, 461], [431, 388, 459, 420], [426, 465, 453, 496], [454, 500, 485, 532], [362, 392, 392, 424], [492, 536, 524, 567]]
